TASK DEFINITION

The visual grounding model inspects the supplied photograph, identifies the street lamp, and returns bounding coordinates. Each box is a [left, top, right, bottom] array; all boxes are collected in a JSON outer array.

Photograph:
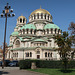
[[0, 3, 15, 69]]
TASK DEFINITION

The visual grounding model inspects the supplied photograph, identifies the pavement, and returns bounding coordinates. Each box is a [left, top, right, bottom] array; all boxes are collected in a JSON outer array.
[[0, 67, 48, 75]]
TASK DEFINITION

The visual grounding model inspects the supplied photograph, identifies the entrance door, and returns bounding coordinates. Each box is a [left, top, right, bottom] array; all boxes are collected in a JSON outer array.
[[37, 55, 40, 59]]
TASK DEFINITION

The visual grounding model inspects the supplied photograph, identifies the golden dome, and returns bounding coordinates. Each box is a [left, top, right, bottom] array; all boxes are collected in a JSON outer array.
[[17, 15, 26, 19], [30, 8, 50, 15]]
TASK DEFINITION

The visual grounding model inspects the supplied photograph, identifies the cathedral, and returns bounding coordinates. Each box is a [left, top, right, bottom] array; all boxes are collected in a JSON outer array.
[[7, 7, 61, 60]]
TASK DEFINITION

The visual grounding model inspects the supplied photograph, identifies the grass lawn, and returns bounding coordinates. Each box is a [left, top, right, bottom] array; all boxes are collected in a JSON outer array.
[[28, 68, 75, 75]]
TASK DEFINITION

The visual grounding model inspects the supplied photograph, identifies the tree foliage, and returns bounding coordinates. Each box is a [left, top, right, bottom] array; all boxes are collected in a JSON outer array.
[[68, 22, 75, 59], [68, 22, 75, 46], [54, 32, 72, 70]]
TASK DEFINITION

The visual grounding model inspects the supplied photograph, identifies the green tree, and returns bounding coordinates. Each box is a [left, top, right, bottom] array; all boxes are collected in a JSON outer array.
[[68, 22, 75, 59], [54, 32, 72, 70], [68, 22, 75, 46]]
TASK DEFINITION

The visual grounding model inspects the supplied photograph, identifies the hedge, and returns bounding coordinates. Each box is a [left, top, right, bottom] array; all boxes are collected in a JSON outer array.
[[18, 59, 75, 69]]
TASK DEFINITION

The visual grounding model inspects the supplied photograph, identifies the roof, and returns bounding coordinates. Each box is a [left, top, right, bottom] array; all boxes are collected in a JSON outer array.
[[44, 24, 60, 29], [9, 47, 54, 51], [21, 24, 36, 30], [11, 31, 19, 36], [17, 16, 26, 19], [32, 39, 47, 42], [30, 8, 51, 16]]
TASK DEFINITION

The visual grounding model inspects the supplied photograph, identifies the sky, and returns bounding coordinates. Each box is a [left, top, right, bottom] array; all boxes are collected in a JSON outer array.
[[0, 0, 75, 46]]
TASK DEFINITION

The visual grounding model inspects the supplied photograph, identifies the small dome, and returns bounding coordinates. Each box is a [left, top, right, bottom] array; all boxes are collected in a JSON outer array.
[[44, 24, 60, 29], [17, 16, 26, 19], [11, 31, 19, 36], [30, 8, 51, 16], [21, 24, 36, 30]]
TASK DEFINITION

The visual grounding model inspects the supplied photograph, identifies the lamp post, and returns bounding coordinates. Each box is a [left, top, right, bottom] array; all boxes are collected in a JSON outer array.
[[0, 3, 15, 69]]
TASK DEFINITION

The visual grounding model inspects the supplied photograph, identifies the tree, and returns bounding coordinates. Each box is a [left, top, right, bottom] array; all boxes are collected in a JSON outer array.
[[68, 22, 75, 59], [54, 32, 72, 70], [68, 22, 75, 46]]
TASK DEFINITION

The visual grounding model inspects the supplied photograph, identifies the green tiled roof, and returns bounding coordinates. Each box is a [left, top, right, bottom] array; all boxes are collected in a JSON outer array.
[[11, 31, 19, 36], [21, 24, 36, 30], [44, 24, 60, 29]]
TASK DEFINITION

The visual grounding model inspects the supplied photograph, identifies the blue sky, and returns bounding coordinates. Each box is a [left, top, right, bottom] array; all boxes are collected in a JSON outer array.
[[0, 0, 75, 46]]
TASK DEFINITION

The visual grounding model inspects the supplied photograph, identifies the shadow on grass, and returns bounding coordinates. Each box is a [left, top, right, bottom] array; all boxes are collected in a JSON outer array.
[[58, 69, 75, 73], [0, 71, 9, 75]]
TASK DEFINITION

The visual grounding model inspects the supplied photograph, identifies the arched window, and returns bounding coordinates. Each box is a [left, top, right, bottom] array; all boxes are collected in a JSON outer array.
[[37, 13, 39, 19], [48, 53, 50, 57], [47, 29, 49, 34], [34, 14, 36, 19], [51, 28, 53, 34], [31, 29, 33, 34], [13, 53, 14, 57], [45, 52, 47, 57], [40, 43, 41, 46], [41, 13, 43, 19], [15, 53, 16, 57], [20, 18, 22, 23], [15, 40, 20, 48], [27, 29, 29, 34], [58, 29, 60, 34], [17, 53, 18, 57], [51, 53, 52, 57], [48, 15, 49, 20], [37, 51, 40, 54], [30, 52, 32, 57], [26, 53, 29, 57], [34, 29, 36, 35], [45, 14, 46, 19], [23, 19, 25, 23], [55, 28, 57, 34]]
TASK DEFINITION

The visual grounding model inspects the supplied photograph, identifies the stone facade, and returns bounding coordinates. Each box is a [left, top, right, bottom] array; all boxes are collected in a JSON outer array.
[[7, 8, 61, 60]]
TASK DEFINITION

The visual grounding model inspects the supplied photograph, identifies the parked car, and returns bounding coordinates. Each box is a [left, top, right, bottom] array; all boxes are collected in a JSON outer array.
[[0, 60, 10, 67], [8, 60, 18, 67], [0, 61, 2, 66], [4, 60, 10, 66]]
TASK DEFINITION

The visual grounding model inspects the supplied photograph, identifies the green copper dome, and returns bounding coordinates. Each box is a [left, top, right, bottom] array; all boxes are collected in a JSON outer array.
[[44, 24, 60, 29], [11, 31, 19, 36], [21, 24, 36, 30]]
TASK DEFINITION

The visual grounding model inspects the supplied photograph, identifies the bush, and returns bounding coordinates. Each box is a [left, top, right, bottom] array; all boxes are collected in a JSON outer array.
[[19, 60, 75, 69]]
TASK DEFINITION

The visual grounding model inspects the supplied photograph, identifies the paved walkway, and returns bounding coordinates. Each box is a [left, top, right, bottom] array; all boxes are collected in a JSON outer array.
[[0, 67, 47, 75]]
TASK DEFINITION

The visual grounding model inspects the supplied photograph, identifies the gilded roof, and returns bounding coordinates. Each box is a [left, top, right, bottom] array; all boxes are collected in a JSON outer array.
[[17, 16, 26, 19], [30, 8, 50, 15]]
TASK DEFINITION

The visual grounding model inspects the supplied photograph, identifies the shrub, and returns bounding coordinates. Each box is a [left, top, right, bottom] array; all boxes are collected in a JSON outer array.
[[19, 60, 75, 69]]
